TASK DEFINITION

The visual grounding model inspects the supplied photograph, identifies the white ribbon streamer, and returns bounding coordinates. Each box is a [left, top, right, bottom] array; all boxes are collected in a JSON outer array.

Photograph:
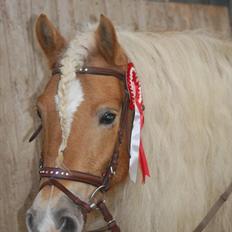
[[129, 104, 141, 183]]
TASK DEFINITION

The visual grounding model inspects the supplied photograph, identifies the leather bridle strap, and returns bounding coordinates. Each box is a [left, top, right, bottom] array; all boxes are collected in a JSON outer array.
[[193, 181, 232, 232], [39, 167, 103, 188], [40, 179, 92, 214], [52, 65, 125, 81], [77, 66, 125, 81], [88, 201, 120, 232], [102, 92, 129, 190]]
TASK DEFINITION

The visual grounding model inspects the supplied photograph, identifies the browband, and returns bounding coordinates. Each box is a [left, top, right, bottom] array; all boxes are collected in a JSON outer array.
[[52, 65, 125, 81], [39, 167, 104, 188]]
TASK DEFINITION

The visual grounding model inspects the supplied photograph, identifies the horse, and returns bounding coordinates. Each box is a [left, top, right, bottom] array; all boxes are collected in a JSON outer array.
[[26, 14, 232, 232]]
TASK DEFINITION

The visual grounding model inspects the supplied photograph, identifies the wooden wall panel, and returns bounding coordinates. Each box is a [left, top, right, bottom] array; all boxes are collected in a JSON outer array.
[[0, 0, 230, 231]]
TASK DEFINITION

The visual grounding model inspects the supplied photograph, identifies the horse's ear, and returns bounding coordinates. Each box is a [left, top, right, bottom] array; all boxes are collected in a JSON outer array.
[[35, 14, 66, 68], [95, 15, 126, 66]]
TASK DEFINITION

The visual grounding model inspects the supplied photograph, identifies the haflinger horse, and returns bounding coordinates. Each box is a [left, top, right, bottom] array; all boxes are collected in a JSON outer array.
[[26, 13, 232, 232]]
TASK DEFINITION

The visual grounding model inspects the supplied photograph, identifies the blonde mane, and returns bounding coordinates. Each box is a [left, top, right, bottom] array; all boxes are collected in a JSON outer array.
[[101, 31, 232, 232], [55, 32, 94, 166]]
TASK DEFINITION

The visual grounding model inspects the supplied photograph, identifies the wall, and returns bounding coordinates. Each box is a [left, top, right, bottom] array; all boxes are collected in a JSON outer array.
[[0, 0, 230, 231]]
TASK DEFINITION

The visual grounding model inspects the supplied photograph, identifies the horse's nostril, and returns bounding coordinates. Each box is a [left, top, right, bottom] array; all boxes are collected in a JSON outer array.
[[26, 212, 34, 231], [58, 216, 77, 232]]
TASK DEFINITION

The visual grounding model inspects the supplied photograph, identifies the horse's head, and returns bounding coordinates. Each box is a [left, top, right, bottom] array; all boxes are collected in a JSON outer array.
[[26, 14, 131, 232]]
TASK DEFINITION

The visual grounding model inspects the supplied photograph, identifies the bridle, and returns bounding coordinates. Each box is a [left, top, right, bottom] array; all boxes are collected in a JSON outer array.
[[30, 65, 132, 232]]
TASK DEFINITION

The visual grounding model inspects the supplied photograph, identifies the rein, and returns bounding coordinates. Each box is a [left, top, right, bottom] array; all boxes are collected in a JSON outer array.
[[193, 181, 232, 232], [30, 65, 131, 232]]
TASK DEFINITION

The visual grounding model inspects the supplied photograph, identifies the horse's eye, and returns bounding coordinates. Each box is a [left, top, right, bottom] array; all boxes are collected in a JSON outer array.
[[99, 112, 116, 125]]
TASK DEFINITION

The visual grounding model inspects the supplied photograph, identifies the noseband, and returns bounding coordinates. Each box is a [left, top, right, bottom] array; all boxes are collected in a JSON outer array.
[[30, 65, 131, 232]]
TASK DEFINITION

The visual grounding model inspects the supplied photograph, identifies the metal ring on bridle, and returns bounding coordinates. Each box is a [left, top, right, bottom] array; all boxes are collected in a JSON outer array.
[[89, 185, 105, 202], [89, 185, 106, 209]]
